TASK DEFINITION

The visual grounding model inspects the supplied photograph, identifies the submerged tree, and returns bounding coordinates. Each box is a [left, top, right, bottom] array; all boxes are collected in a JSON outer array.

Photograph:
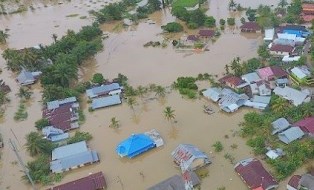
[[25, 132, 54, 156], [154, 85, 166, 98], [0, 30, 9, 44], [127, 97, 137, 114], [164, 106, 176, 125], [109, 117, 120, 128]]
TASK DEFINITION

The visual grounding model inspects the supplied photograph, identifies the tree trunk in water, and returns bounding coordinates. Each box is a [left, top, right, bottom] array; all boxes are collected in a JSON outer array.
[[161, 0, 165, 8]]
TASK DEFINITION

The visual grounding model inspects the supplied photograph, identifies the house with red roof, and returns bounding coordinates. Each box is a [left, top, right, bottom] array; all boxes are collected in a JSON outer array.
[[269, 44, 295, 56], [294, 116, 314, 137], [256, 66, 288, 81], [234, 158, 278, 190], [47, 172, 106, 190], [302, 3, 314, 22], [240, 22, 261, 33], [287, 175, 301, 190], [218, 75, 248, 89], [198, 29, 215, 38]]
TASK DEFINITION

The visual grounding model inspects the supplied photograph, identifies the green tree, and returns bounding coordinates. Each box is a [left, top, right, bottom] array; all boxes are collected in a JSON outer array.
[[240, 17, 246, 24], [161, 22, 183, 32], [67, 131, 92, 144], [25, 132, 54, 156], [219, 19, 226, 26], [17, 87, 33, 100], [213, 141, 223, 152], [189, 9, 206, 27], [204, 16, 216, 28], [51, 62, 78, 87], [0, 30, 9, 44], [147, 0, 161, 11], [271, 96, 290, 113], [109, 117, 120, 128], [127, 97, 137, 114], [230, 57, 243, 76], [35, 118, 49, 130], [92, 73, 105, 84], [257, 44, 270, 59], [171, 6, 190, 22], [164, 106, 176, 124], [154, 85, 166, 98], [227, 17, 235, 26], [278, 0, 288, 8], [228, 0, 236, 10]]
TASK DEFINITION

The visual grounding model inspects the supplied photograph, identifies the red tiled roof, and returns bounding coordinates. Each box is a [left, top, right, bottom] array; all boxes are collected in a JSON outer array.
[[198, 30, 215, 37], [302, 3, 314, 12], [43, 103, 74, 131], [235, 158, 278, 190], [288, 175, 301, 189], [240, 22, 261, 31], [270, 44, 294, 53], [219, 75, 246, 86], [294, 116, 314, 134], [48, 172, 106, 190]]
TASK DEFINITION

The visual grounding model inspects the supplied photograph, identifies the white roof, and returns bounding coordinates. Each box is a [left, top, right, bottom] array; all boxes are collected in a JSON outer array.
[[266, 150, 279, 159], [291, 67, 311, 79], [277, 33, 297, 41], [273, 86, 309, 106], [264, 28, 275, 41], [282, 55, 301, 62]]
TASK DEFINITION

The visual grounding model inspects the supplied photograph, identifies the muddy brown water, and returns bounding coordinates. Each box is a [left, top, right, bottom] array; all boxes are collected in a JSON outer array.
[[0, 0, 297, 189]]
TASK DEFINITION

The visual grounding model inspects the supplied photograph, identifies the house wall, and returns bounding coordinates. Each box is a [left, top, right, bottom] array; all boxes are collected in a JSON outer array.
[[270, 50, 290, 56]]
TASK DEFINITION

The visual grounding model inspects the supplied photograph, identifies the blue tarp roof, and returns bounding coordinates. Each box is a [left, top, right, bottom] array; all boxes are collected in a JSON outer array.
[[116, 134, 155, 158]]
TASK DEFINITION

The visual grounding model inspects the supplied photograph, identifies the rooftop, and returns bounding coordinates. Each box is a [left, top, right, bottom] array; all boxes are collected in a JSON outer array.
[[294, 116, 314, 135], [86, 83, 121, 98], [257, 66, 288, 81], [52, 141, 88, 161], [198, 29, 215, 37], [270, 44, 294, 53], [91, 95, 122, 110], [288, 175, 301, 189], [240, 22, 261, 31]]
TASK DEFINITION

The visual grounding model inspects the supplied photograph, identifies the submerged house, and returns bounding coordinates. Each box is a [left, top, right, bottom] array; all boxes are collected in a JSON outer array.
[[218, 75, 248, 89], [91, 95, 122, 110], [86, 83, 122, 99], [257, 66, 288, 81], [43, 97, 80, 132], [202, 87, 222, 102], [234, 158, 278, 190], [171, 144, 211, 171], [42, 126, 69, 142], [48, 172, 106, 190], [269, 44, 295, 56], [244, 95, 271, 110], [218, 88, 249, 113], [278, 127, 305, 144], [17, 69, 42, 86], [116, 129, 164, 158], [294, 116, 314, 137], [147, 171, 200, 190], [273, 86, 311, 106], [50, 141, 99, 173], [198, 29, 215, 39], [240, 22, 261, 33], [271, 118, 290, 135], [278, 25, 310, 38]]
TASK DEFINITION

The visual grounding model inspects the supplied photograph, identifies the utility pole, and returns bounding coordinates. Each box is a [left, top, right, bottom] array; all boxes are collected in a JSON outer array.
[[9, 138, 37, 190]]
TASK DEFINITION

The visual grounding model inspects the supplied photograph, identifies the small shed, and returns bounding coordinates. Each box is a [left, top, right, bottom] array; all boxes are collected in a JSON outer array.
[[266, 148, 284, 160], [86, 83, 122, 99], [171, 144, 211, 171], [278, 127, 304, 144], [116, 133, 156, 158], [17, 70, 35, 85], [42, 126, 69, 142], [271, 118, 290, 135]]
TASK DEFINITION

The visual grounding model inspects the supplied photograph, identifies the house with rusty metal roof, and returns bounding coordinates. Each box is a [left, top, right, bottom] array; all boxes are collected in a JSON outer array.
[[47, 172, 106, 190]]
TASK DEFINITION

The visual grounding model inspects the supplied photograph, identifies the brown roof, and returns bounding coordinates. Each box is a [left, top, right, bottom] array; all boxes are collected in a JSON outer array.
[[302, 3, 314, 13], [198, 29, 215, 37], [240, 22, 261, 31], [288, 175, 301, 188], [48, 172, 106, 190], [43, 103, 75, 131], [294, 116, 314, 135], [235, 158, 278, 190], [187, 35, 199, 41], [270, 44, 294, 53], [219, 75, 246, 87]]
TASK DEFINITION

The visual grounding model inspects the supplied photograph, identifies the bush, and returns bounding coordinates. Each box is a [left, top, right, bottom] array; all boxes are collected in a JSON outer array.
[[213, 141, 223, 152], [161, 22, 183, 32], [219, 19, 226, 26], [67, 131, 92, 144], [204, 16, 216, 28], [187, 22, 198, 29], [92, 73, 105, 84], [35, 118, 49, 130], [227, 17, 235, 25]]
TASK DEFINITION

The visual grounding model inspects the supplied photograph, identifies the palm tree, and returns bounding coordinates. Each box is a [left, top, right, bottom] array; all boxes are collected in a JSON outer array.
[[127, 97, 137, 114], [164, 106, 176, 125], [137, 85, 147, 100], [25, 132, 54, 156], [17, 87, 33, 100], [278, 0, 288, 8], [228, 0, 236, 10], [271, 97, 290, 113], [109, 117, 120, 128], [0, 30, 9, 44], [52, 62, 78, 87], [154, 85, 166, 98], [2, 49, 23, 71], [23, 49, 38, 69], [52, 33, 58, 43]]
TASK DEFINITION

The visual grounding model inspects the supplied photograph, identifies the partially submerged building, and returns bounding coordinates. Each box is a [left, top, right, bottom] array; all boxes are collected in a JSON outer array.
[[240, 22, 261, 33], [91, 95, 122, 110], [218, 88, 249, 113], [218, 75, 248, 89], [287, 175, 301, 190], [202, 87, 222, 102], [234, 158, 278, 190], [86, 83, 122, 99], [17, 69, 42, 86], [116, 129, 164, 158], [42, 126, 69, 142], [278, 127, 305, 144], [50, 141, 99, 173], [273, 86, 311, 106], [171, 144, 211, 171], [43, 97, 80, 132], [48, 172, 106, 190]]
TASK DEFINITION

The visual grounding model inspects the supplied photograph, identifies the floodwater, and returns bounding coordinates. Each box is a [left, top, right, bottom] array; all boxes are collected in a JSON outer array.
[[0, 0, 295, 189]]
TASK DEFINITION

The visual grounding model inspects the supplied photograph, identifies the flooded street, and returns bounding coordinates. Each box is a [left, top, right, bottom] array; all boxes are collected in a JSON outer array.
[[0, 0, 294, 189]]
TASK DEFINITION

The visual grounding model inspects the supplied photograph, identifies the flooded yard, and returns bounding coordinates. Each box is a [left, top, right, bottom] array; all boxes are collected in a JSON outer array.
[[0, 0, 294, 189]]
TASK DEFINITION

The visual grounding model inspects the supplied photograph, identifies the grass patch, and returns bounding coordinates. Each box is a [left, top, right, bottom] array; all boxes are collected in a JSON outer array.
[[66, 13, 79, 17], [172, 0, 198, 7]]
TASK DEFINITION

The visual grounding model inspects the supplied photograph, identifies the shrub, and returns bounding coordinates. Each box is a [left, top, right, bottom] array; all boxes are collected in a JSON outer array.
[[204, 16, 216, 28], [161, 22, 183, 32], [35, 118, 49, 130], [213, 141, 223, 152], [67, 131, 92, 144], [187, 22, 198, 29], [227, 17, 235, 25], [92, 73, 105, 84]]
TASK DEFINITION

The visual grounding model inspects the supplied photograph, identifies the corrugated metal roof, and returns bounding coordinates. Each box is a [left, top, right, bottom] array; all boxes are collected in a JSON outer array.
[[273, 86, 309, 106], [50, 150, 99, 173], [278, 127, 304, 144], [52, 141, 88, 160], [49, 133, 69, 142], [17, 70, 35, 85], [291, 67, 311, 79], [252, 95, 271, 104], [202, 88, 222, 102], [47, 97, 77, 110], [241, 72, 261, 83], [91, 95, 121, 110], [271, 118, 290, 135], [86, 83, 121, 98]]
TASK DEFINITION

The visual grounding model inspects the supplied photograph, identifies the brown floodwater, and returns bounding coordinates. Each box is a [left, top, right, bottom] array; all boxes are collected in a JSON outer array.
[[0, 0, 297, 189]]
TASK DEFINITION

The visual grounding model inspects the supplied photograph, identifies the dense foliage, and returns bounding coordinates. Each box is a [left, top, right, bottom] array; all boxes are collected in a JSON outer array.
[[92, 73, 105, 84], [225, 57, 263, 76], [161, 22, 183, 32], [67, 131, 93, 144], [35, 118, 49, 130], [173, 77, 198, 98]]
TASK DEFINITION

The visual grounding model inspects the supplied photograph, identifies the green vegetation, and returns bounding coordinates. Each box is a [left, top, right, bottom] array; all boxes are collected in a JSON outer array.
[[172, 0, 198, 8], [109, 117, 120, 128], [25, 132, 55, 157], [164, 106, 176, 124], [161, 22, 183, 32], [173, 77, 198, 98], [204, 16, 216, 28], [257, 44, 270, 59], [14, 102, 28, 121], [67, 131, 92, 144], [35, 118, 49, 130], [66, 14, 79, 17], [17, 87, 33, 100], [212, 141, 223, 152], [92, 73, 105, 84], [241, 100, 314, 180], [224, 57, 263, 77], [227, 17, 235, 26], [171, 7, 211, 29], [0, 30, 9, 44]]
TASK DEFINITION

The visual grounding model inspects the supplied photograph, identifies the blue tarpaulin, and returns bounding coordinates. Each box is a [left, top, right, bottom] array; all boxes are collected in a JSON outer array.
[[116, 134, 155, 158]]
